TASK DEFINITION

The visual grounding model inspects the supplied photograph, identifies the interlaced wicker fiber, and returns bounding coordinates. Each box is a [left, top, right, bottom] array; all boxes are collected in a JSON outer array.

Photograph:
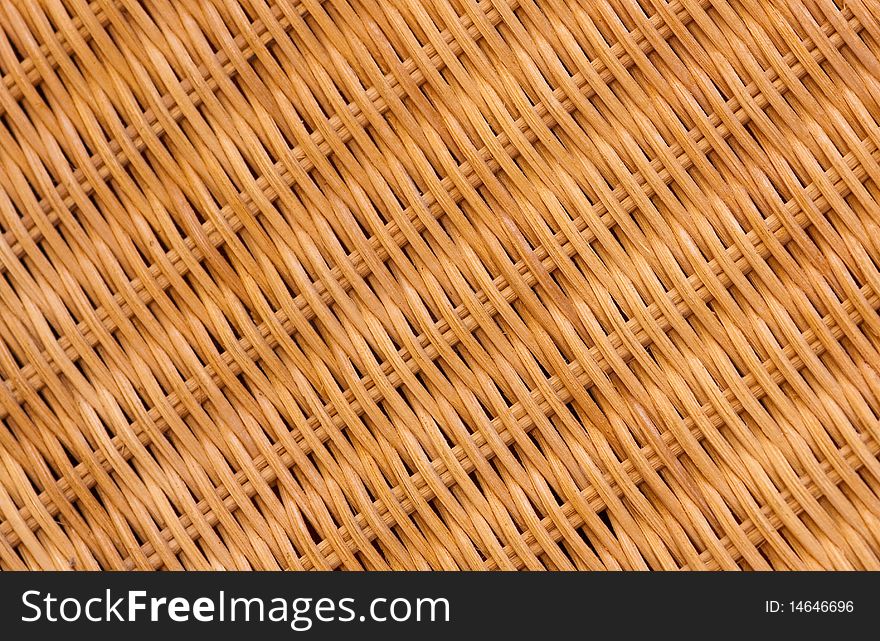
[[0, 0, 879, 572]]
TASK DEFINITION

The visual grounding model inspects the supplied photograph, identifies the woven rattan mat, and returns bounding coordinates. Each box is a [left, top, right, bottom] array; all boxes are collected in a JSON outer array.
[[0, 0, 879, 570]]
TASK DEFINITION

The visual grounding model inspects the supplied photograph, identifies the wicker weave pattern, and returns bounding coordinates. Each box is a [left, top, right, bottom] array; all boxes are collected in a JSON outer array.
[[0, 0, 879, 570]]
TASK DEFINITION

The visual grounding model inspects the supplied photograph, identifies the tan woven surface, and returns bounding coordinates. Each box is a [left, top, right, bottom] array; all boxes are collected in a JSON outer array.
[[0, 0, 879, 571]]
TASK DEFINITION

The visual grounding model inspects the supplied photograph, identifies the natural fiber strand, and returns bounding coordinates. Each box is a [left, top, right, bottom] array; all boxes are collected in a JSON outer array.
[[0, 0, 880, 570]]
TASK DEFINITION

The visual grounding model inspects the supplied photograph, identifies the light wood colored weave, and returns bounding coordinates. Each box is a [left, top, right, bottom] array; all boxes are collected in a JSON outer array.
[[0, 0, 879, 571]]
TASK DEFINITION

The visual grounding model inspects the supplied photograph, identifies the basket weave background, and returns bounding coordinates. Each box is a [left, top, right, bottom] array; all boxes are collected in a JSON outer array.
[[0, 0, 879, 571]]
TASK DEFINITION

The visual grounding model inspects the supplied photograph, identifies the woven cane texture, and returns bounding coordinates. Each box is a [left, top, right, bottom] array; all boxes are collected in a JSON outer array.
[[0, 0, 879, 571]]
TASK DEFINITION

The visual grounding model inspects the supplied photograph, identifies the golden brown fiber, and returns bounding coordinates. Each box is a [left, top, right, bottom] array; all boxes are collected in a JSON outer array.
[[0, 0, 879, 570]]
